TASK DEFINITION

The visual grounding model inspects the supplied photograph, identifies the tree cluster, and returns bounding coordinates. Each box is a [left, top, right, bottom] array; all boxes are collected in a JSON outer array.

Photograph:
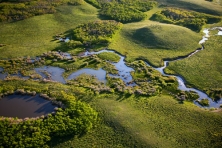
[[0, 97, 98, 147], [85, 0, 157, 23], [151, 8, 221, 32], [0, 0, 84, 22], [73, 20, 122, 47]]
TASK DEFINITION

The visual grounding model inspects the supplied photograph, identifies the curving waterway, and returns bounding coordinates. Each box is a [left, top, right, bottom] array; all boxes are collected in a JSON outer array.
[[0, 27, 221, 108]]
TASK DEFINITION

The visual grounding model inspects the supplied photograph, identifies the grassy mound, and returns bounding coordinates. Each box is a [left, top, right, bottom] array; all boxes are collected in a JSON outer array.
[[109, 20, 201, 67], [0, 3, 99, 59]]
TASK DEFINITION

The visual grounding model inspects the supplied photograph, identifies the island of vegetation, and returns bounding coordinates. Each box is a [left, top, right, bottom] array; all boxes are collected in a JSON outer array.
[[0, 0, 222, 147]]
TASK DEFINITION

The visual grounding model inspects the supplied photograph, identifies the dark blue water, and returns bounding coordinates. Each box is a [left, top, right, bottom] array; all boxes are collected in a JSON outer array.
[[0, 94, 56, 118]]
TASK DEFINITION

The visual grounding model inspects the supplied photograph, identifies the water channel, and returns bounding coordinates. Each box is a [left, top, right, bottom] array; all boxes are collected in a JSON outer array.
[[0, 27, 221, 108]]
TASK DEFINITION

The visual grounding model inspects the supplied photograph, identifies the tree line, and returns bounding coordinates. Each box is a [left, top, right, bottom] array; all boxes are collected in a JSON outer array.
[[0, 0, 84, 22], [151, 8, 222, 32]]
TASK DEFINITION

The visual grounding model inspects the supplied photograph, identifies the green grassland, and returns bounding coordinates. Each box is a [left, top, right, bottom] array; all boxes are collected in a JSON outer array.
[[53, 93, 222, 148], [109, 20, 201, 67], [0, 3, 99, 59]]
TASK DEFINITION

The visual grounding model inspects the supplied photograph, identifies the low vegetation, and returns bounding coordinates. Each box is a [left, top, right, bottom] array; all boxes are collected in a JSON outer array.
[[151, 8, 221, 32]]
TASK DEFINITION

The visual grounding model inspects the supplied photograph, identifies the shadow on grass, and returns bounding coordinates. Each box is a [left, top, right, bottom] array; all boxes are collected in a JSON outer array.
[[130, 27, 168, 49], [157, 0, 222, 15]]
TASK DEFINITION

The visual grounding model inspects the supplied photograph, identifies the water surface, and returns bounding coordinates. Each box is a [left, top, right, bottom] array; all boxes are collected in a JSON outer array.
[[0, 94, 56, 118]]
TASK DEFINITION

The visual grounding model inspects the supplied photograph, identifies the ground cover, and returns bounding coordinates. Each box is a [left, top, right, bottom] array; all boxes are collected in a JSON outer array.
[[0, 3, 99, 59], [108, 20, 201, 67]]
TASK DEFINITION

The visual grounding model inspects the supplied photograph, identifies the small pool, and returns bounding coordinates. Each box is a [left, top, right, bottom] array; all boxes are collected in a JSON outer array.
[[0, 94, 56, 118]]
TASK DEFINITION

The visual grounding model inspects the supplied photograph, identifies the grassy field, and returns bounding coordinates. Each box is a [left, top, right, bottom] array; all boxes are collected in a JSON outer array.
[[166, 32, 222, 90], [0, 3, 99, 59], [109, 20, 201, 67], [156, 0, 222, 15], [52, 93, 222, 148]]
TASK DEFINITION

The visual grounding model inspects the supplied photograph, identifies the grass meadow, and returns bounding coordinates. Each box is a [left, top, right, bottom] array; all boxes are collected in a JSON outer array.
[[52, 93, 222, 148], [0, 3, 99, 59]]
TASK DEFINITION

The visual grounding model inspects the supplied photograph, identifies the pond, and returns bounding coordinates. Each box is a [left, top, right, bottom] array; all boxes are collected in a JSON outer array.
[[0, 94, 56, 118], [0, 67, 6, 80]]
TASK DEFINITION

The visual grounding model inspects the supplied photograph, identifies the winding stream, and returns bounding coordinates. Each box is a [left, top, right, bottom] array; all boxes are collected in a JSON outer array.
[[0, 27, 221, 108]]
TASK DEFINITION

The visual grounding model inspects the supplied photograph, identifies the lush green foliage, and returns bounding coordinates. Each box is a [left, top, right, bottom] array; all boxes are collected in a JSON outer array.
[[85, 0, 157, 23], [100, 0, 157, 23], [97, 52, 120, 62], [151, 8, 221, 32], [100, 3, 146, 23], [0, 0, 84, 22], [0, 80, 98, 147], [73, 20, 122, 47]]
